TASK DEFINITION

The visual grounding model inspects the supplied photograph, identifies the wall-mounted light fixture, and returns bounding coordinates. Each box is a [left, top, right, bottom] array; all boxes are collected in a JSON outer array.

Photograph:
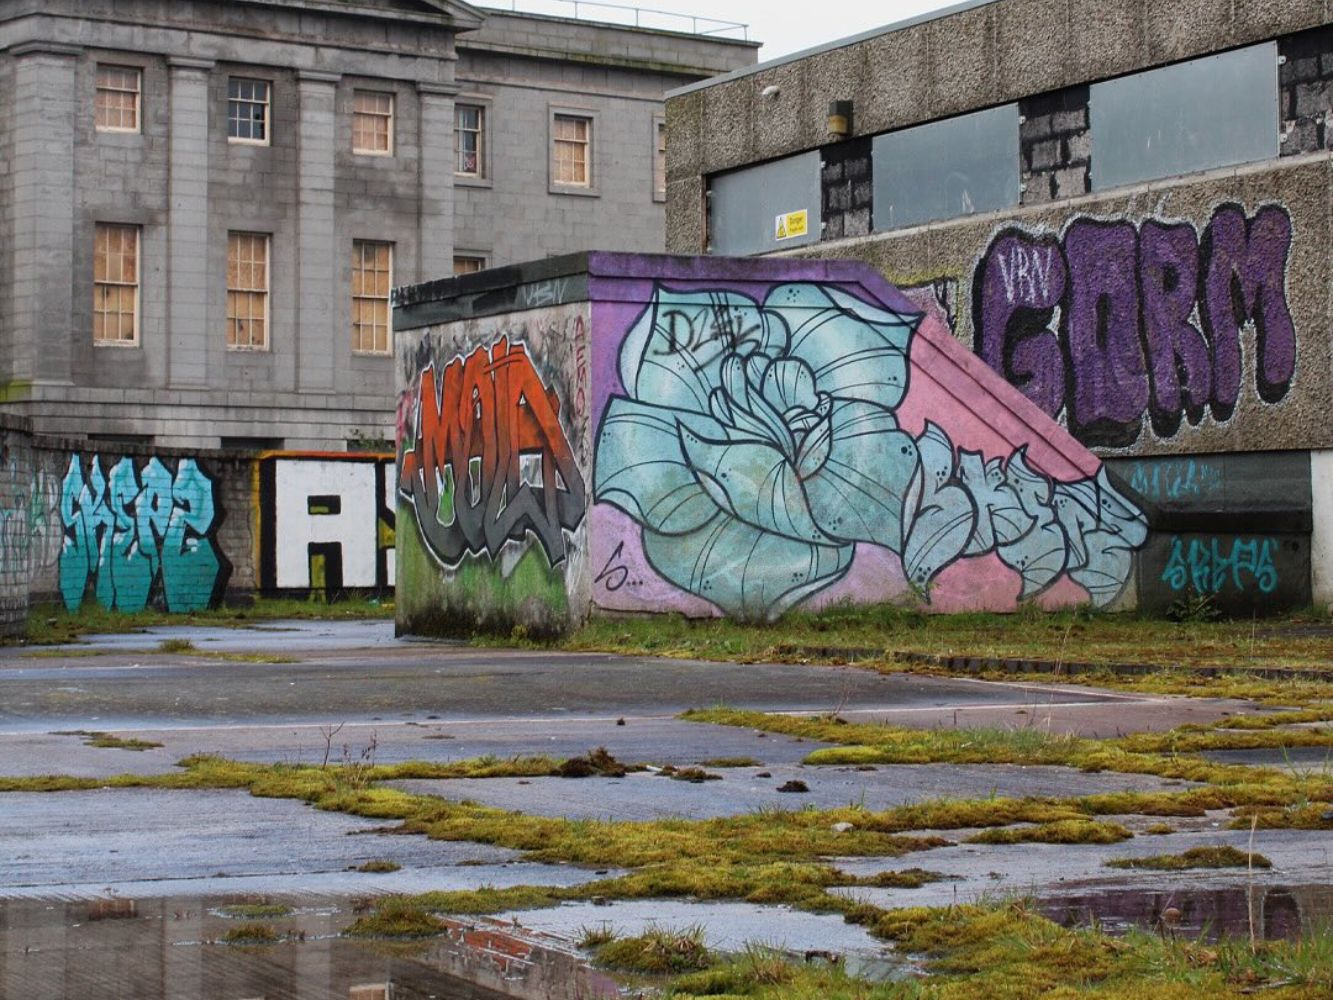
[[827, 100, 853, 138]]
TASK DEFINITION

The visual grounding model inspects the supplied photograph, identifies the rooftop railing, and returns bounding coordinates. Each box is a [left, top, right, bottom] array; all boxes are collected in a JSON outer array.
[[481, 0, 749, 39]]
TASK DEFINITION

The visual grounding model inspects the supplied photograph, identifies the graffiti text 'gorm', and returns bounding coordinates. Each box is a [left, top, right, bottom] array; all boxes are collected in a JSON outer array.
[[399, 339, 586, 568], [974, 204, 1295, 447]]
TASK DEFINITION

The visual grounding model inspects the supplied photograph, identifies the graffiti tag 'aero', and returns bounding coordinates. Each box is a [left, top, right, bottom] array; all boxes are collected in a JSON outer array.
[[399, 338, 586, 569], [59, 454, 228, 613], [593, 283, 1148, 621], [974, 203, 1295, 447]]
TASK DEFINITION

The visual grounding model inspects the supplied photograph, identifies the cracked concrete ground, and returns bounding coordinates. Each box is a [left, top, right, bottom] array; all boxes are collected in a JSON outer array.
[[0, 619, 1325, 999]]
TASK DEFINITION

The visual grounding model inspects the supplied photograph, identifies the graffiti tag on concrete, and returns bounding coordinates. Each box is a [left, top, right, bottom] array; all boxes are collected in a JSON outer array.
[[593, 282, 1147, 621], [1161, 536, 1278, 594], [59, 455, 227, 612], [974, 204, 1295, 447], [399, 339, 586, 569]]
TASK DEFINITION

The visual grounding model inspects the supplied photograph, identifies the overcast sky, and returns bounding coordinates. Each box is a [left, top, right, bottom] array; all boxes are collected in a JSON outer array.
[[491, 0, 963, 60]]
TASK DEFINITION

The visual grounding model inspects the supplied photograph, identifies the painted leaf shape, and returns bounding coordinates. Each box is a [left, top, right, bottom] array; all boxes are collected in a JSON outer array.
[[958, 450, 1032, 556], [618, 287, 786, 415], [678, 425, 835, 545], [764, 283, 918, 409], [802, 400, 917, 549], [641, 511, 853, 621], [593, 396, 727, 536], [761, 357, 819, 413], [902, 422, 977, 590]]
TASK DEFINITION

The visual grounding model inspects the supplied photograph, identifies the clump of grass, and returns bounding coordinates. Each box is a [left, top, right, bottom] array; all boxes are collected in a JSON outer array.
[[157, 638, 196, 653], [660, 765, 722, 783], [219, 902, 293, 919], [1105, 845, 1272, 870], [697, 757, 761, 768], [52, 730, 163, 751], [576, 922, 617, 948], [1143, 822, 1175, 835], [554, 746, 627, 778], [966, 819, 1133, 845], [355, 859, 401, 873], [343, 896, 448, 938], [593, 923, 711, 974], [840, 867, 947, 889], [220, 922, 279, 944]]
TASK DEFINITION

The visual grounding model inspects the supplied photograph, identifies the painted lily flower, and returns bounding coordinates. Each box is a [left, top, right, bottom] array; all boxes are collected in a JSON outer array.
[[594, 283, 922, 620]]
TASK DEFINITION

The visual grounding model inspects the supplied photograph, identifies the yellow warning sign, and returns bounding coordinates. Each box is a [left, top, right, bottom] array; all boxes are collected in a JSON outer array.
[[774, 209, 809, 241]]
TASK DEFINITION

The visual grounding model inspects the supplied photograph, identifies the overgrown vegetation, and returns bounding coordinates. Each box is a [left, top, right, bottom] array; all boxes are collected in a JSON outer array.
[[1105, 846, 1272, 870], [52, 730, 164, 751], [19, 595, 394, 645]]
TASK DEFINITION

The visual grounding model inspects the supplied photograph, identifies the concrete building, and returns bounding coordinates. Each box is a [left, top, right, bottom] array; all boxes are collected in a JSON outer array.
[[664, 0, 1333, 613], [0, 0, 755, 452]]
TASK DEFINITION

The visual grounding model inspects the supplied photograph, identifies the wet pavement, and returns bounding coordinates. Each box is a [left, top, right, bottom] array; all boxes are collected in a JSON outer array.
[[0, 619, 1326, 997]]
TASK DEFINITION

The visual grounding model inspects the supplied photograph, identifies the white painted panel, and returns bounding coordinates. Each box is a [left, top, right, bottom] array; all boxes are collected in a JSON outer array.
[[1311, 450, 1333, 608], [274, 460, 378, 589]]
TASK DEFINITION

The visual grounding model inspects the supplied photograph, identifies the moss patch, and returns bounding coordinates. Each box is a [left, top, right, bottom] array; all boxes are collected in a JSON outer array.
[[1105, 845, 1271, 870]]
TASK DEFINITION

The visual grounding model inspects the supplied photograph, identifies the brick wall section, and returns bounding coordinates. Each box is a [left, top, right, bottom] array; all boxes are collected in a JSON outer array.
[[0, 421, 38, 636], [1279, 26, 1333, 155], [820, 137, 872, 240], [1019, 85, 1091, 206]]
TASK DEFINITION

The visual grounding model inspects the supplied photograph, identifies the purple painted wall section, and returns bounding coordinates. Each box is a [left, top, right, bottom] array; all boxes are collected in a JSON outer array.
[[586, 254, 1147, 620], [973, 203, 1296, 448]]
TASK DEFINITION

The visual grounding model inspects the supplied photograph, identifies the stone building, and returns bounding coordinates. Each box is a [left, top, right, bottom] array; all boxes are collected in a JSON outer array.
[[0, 0, 755, 451], [664, 0, 1333, 613]]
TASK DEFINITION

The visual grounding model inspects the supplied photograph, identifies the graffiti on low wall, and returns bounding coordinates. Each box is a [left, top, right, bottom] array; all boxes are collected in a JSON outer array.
[[973, 203, 1296, 447], [258, 454, 395, 595], [592, 281, 1147, 621], [399, 337, 587, 571], [58, 454, 228, 612], [0, 463, 61, 581], [1161, 535, 1279, 595]]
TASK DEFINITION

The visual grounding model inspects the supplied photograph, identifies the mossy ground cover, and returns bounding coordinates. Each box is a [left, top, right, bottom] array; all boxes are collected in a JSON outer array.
[[545, 604, 1333, 674], [18, 595, 394, 646]]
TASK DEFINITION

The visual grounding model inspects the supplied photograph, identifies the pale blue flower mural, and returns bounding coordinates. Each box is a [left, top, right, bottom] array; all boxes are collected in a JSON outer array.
[[594, 283, 1146, 620]]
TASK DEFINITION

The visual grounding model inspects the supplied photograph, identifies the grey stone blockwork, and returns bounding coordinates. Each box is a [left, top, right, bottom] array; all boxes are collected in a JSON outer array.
[[1279, 25, 1333, 155], [1019, 85, 1091, 205]]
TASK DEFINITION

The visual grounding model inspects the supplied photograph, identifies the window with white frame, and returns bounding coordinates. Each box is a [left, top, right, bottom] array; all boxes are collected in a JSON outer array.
[[93, 223, 140, 345], [553, 113, 591, 186], [352, 240, 393, 355], [96, 66, 141, 133], [353, 90, 394, 155], [226, 232, 270, 350], [228, 77, 271, 144], [455, 103, 485, 176]]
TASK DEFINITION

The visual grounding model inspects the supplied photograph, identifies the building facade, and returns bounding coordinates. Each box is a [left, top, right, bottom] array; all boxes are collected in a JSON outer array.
[[0, 0, 755, 452], [664, 0, 1333, 612]]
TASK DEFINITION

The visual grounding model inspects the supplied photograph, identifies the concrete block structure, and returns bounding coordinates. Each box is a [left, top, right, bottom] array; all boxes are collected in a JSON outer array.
[[664, 0, 1333, 613], [393, 252, 1148, 636], [0, 0, 755, 453]]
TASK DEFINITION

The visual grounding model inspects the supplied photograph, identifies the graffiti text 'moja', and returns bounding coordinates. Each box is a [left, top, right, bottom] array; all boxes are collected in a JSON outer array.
[[399, 339, 586, 568], [59, 454, 227, 612], [974, 204, 1295, 447]]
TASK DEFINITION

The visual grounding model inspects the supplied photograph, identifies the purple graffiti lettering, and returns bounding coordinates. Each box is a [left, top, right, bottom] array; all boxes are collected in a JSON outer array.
[[1200, 204, 1296, 413], [973, 231, 1066, 418], [1139, 220, 1211, 436], [973, 204, 1296, 447], [1063, 219, 1147, 444]]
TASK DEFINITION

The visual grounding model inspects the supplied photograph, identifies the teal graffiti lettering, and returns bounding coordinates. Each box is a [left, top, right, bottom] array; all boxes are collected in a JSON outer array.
[[58, 454, 225, 612], [1161, 536, 1278, 595]]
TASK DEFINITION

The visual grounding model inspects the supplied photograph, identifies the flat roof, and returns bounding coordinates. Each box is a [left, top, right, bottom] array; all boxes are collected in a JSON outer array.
[[665, 0, 997, 98]]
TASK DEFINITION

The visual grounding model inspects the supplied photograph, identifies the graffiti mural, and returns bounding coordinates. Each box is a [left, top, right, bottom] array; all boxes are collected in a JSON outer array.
[[1161, 536, 1279, 595], [973, 203, 1296, 447], [593, 282, 1147, 621], [398, 338, 587, 570], [259, 454, 395, 595], [58, 454, 228, 612], [0, 463, 61, 580]]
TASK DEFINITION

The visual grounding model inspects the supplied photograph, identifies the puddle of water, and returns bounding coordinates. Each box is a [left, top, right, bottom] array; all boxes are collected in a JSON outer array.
[[0, 895, 617, 1000], [1040, 884, 1333, 941]]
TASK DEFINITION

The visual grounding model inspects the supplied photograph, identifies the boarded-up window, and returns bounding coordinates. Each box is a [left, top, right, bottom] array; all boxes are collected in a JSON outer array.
[[553, 114, 590, 185], [94, 224, 140, 345], [96, 66, 141, 133], [352, 240, 392, 355], [227, 232, 270, 350], [353, 90, 394, 155]]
